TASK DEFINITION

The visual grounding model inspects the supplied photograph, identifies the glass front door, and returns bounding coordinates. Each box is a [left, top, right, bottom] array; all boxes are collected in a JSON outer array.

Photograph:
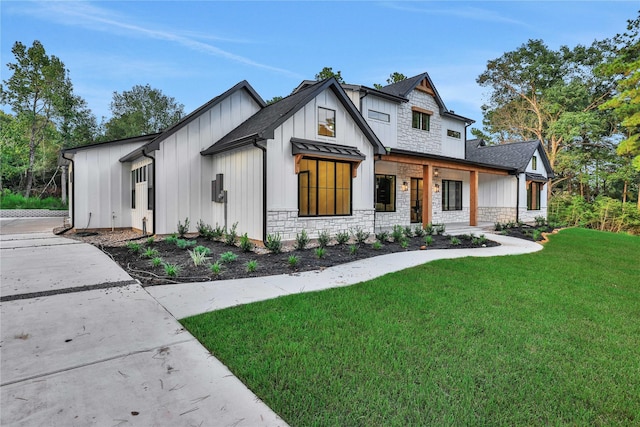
[[410, 178, 423, 223]]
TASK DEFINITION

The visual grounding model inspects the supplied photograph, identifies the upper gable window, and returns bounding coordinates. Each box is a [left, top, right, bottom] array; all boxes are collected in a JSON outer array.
[[532, 155, 538, 170], [318, 107, 336, 137], [368, 110, 390, 123], [412, 111, 430, 131]]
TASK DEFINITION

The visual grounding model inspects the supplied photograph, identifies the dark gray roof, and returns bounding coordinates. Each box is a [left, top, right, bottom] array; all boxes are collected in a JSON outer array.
[[377, 72, 474, 124], [62, 133, 160, 156], [525, 172, 548, 182], [202, 78, 386, 156], [466, 139, 554, 177], [291, 137, 365, 161]]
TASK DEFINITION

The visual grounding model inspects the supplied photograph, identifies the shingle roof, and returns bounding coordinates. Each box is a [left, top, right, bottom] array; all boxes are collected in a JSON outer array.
[[201, 78, 386, 156], [466, 139, 554, 177]]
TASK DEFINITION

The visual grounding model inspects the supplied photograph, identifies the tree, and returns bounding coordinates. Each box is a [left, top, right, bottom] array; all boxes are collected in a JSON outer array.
[[1, 40, 75, 197], [315, 67, 344, 83], [476, 39, 616, 193], [265, 96, 283, 105], [102, 84, 184, 140], [374, 72, 407, 89]]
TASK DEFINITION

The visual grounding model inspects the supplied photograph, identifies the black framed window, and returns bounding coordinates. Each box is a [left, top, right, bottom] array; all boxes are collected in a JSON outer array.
[[412, 111, 430, 131], [299, 158, 351, 216], [527, 182, 541, 210], [532, 156, 538, 170], [375, 174, 396, 212], [147, 164, 154, 210], [318, 107, 336, 137], [442, 180, 462, 211], [131, 170, 136, 209]]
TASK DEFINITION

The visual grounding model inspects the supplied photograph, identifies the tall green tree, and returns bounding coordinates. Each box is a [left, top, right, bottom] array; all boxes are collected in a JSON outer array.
[[315, 67, 344, 83], [1, 40, 76, 197], [374, 72, 407, 89], [476, 39, 616, 193], [598, 13, 640, 208], [101, 84, 184, 140]]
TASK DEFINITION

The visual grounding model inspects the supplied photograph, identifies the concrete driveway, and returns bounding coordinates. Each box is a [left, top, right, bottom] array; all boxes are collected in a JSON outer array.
[[0, 218, 286, 426]]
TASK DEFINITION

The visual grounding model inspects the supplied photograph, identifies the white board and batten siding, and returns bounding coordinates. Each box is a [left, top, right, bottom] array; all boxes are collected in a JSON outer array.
[[441, 117, 466, 159], [130, 157, 153, 232], [154, 88, 262, 235], [265, 88, 376, 239], [71, 141, 148, 229], [361, 96, 397, 149], [478, 174, 517, 207], [519, 148, 549, 220]]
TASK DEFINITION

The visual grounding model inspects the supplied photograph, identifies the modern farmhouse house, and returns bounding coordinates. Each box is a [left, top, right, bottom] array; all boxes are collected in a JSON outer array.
[[61, 73, 553, 242]]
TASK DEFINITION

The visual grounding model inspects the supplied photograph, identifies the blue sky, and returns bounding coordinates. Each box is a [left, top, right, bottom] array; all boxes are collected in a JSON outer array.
[[2, 1, 638, 132]]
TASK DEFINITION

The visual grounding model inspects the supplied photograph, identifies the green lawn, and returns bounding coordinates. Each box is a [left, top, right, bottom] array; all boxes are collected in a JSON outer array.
[[182, 228, 640, 426]]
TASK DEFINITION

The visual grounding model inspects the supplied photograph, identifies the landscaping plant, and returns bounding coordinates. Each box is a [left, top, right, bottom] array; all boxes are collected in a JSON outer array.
[[335, 231, 350, 245], [265, 233, 282, 253], [295, 230, 310, 250], [317, 230, 330, 248], [240, 233, 253, 252], [177, 217, 190, 238], [246, 260, 258, 273]]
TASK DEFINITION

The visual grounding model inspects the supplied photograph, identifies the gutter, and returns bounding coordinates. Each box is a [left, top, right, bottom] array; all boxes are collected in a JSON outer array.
[[55, 151, 74, 235], [253, 140, 268, 244], [515, 172, 520, 223], [141, 148, 156, 235]]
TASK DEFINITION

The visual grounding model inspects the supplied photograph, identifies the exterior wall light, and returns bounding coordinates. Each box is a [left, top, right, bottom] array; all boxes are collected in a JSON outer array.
[[402, 181, 409, 192], [434, 168, 439, 178], [433, 183, 440, 193]]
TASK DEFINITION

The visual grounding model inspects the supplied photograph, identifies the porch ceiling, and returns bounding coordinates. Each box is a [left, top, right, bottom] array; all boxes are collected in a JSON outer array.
[[382, 152, 513, 176]]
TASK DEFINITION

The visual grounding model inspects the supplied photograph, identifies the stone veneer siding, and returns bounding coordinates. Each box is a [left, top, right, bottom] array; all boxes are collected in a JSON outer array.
[[396, 91, 442, 154], [267, 209, 375, 241], [477, 207, 517, 224], [519, 207, 547, 223]]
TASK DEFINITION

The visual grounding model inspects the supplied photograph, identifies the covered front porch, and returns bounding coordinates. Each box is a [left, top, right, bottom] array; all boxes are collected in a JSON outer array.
[[374, 150, 513, 231]]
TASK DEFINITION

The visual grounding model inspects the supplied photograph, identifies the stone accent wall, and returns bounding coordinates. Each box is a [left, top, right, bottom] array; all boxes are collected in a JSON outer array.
[[397, 91, 442, 154], [478, 207, 517, 224], [519, 207, 547, 224], [433, 207, 469, 224], [267, 209, 375, 241], [0, 209, 69, 218]]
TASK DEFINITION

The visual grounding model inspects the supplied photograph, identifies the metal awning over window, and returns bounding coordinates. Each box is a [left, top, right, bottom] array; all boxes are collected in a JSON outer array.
[[525, 172, 548, 183], [291, 137, 365, 177]]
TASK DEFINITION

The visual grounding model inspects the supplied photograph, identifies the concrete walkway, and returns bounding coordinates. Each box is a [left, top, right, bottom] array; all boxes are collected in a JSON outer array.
[[147, 232, 543, 320], [1, 218, 543, 426], [0, 219, 287, 426]]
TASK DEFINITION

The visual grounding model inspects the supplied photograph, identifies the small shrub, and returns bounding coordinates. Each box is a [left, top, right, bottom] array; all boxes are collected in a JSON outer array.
[[163, 263, 181, 277], [534, 216, 547, 227], [351, 227, 370, 244], [532, 229, 543, 241], [372, 241, 383, 250], [391, 225, 404, 242], [189, 249, 209, 267], [349, 244, 359, 255], [434, 223, 446, 235], [164, 234, 178, 244], [177, 218, 190, 238], [315, 247, 326, 259], [376, 231, 390, 243], [403, 226, 413, 238], [335, 231, 350, 245], [317, 230, 330, 248], [288, 255, 300, 268], [193, 245, 212, 256], [212, 224, 225, 240], [151, 257, 163, 267], [494, 222, 503, 231], [209, 262, 222, 275], [400, 238, 409, 249], [126, 241, 141, 254], [265, 233, 282, 253], [224, 222, 238, 246], [450, 236, 461, 246], [143, 247, 159, 258], [176, 239, 196, 249], [219, 251, 238, 263], [246, 260, 258, 273], [424, 223, 434, 235], [295, 229, 309, 250], [478, 234, 488, 244], [197, 220, 214, 239], [413, 226, 425, 237], [146, 237, 155, 246], [239, 233, 253, 252], [424, 235, 433, 246]]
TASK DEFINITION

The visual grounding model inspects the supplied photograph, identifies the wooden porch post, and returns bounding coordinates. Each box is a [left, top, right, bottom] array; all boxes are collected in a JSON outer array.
[[470, 170, 478, 226], [423, 165, 432, 227]]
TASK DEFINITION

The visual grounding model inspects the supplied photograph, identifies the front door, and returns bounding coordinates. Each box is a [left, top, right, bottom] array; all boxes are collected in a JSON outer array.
[[410, 178, 423, 223]]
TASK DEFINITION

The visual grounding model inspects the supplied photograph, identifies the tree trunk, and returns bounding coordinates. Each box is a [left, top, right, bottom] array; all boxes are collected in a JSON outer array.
[[24, 140, 36, 198], [61, 165, 67, 204], [622, 181, 628, 204]]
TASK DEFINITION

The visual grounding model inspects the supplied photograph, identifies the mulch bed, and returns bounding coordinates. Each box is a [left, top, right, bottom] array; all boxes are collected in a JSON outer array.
[[99, 233, 501, 286]]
